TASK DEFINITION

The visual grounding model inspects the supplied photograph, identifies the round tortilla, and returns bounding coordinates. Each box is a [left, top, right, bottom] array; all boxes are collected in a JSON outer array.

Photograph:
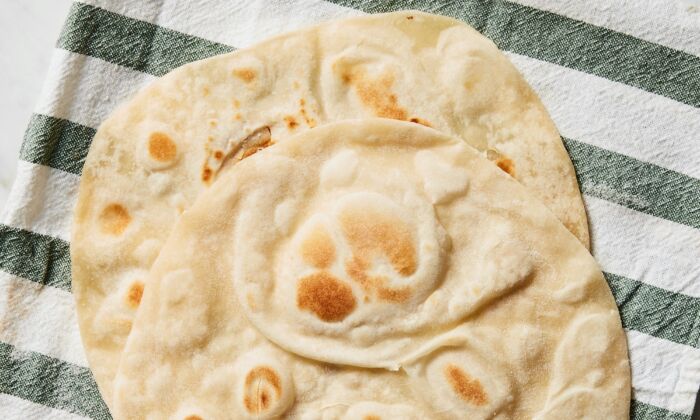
[[112, 119, 627, 419], [71, 10, 589, 403]]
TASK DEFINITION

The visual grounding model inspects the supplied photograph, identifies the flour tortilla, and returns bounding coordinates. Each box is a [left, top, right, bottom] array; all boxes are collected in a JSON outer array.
[[113, 119, 627, 419], [71, 10, 589, 403]]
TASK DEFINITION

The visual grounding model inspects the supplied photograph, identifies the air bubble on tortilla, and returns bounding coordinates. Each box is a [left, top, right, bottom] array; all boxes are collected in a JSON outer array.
[[274, 199, 297, 234], [412, 347, 512, 418], [443, 364, 489, 406], [99, 203, 131, 235], [339, 204, 417, 278], [156, 269, 211, 350], [133, 238, 162, 266], [320, 149, 358, 190], [168, 193, 188, 214], [330, 191, 446, 306], [139, 130, 180, 170], [234, 349, 295, 419], [147, 172, 171, 195], [414, 150, 469, 204], [148, 132, 178, 163]]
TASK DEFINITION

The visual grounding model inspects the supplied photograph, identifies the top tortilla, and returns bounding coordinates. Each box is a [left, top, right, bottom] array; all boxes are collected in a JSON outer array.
[[112, 119, 627, 419]]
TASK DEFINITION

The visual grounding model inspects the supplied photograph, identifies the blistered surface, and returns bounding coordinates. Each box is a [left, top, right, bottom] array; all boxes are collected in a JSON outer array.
[[72, 10, 589, 403], [112, 120, 628, 419]]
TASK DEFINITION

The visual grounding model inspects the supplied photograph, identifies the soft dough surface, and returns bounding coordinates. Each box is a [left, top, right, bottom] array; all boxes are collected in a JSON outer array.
[[71, 10, 588, 403], [113, 119, 628, 419]]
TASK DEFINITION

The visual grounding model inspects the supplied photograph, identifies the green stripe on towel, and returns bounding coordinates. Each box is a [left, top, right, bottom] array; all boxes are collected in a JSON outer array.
[[58, 2, 233, 77], [631, 399, 690, 420], [0, 341, 110, 419], [20, 114, 96, 176], [0, 224, 71, 292], [605, 272, 700, 349], [564, 137, 700, 231]]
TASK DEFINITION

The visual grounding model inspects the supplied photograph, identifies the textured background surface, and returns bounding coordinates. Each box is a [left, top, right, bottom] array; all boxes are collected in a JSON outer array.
[[0, 1, 699, 419]]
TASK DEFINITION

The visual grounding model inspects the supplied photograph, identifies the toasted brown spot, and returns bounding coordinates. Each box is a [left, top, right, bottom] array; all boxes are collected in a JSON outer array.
[[444, 364, 489, 406], [406, 15, 414, 20], [148, 132, 177, 162], [242, 143, 262, 158], [208, 119, 218, 127], [409, 117, 432, 127], [202, 86, 210, 96], [340, 68, 408, 120], [202, 167, 212, 182], [346, 256, 411, 303], [233, 68, 256, 83], [241, 139, 273, 159], [495, 156, 515, 177], [345, 255, 372, 292], [184, 416, 203, 420], [233, 99, 240, 108], [339, 209, 417, 277], [99, 204, 131, 235], [299, 98, 317, 127], [377, 284, 411, 303], [234, 113, 242, 121], [297, 272, 356, 322], [125, 281, 144, 308], [214, 150, 224, 160], [243, 366, 282, 414], [284, 116, 298, 130], [364, 416, 381, 420], [245, 366, 281, 392], [300, 227, 336, 269], [339, 208, 416, 302], [463, 73, 487, 93]]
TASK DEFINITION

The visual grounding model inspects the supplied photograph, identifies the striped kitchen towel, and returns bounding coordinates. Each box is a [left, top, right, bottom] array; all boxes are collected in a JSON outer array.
[[1, 1, 699, 419]]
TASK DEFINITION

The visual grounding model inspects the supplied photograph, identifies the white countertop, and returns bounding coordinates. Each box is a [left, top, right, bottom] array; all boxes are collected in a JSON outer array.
[[0, 0, 73, 212]]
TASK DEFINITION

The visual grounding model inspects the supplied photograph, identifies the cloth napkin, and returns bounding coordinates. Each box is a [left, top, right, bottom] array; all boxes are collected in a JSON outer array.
[[1, 0, 698, 418]]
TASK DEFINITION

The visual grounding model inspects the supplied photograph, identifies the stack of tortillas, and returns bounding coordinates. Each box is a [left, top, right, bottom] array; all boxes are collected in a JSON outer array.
[[71, 10, 630, 419]]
